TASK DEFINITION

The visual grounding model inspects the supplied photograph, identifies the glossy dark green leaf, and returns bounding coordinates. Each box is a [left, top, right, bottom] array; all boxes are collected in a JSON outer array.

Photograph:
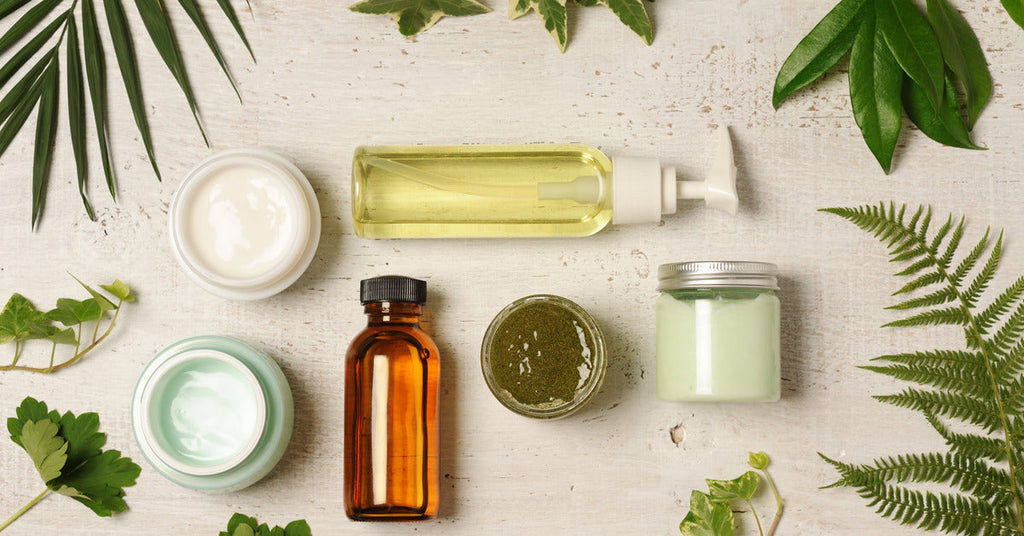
[[0, 0, 32, 20], [176, 0, 242, 102], [1003, 0, 1024, 31], [0, 50, 51, 126], [134, 0, 208, 146], [876, 0, 944, 110], [214, 0, 254, 60], [773, 0, 867, 108], [0, 12, 65, 91], [926, 0, 992, 129], [65, 17, 95, 220], [31, 60, 59, 228], [81, 0, 116, 200], [103, 0, 161, 180], [904, 73, 982, 150], [849, 5, 903, 173], [0, 0, 60, 56]]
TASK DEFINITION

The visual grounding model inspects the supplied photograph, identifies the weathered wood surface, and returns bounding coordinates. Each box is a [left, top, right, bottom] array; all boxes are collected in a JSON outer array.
[[2, 1, 1023, 534]]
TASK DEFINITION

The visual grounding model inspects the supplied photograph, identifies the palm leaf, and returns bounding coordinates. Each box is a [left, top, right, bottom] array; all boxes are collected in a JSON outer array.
[[134, 0, 208, 146], [0, 0, 32, 19], [821, 202, 1024, 534], [31, 60, 59, 228], [0, 54, 50, 160], [81, 0, 116, 199], [176, 0, 241, 102], [65, 16, 94, 220], [213, 0, 254, 60], [0, 49, 51, 124], [0, 11, 65, 90], [0, 0, 60, 56]]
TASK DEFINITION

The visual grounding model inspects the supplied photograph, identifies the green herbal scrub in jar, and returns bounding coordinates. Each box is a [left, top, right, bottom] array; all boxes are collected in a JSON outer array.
[[656, 262, 780, 402]]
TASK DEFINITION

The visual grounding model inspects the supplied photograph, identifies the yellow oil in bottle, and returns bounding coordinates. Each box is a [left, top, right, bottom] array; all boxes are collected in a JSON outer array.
[[351, 144, 614, 238]]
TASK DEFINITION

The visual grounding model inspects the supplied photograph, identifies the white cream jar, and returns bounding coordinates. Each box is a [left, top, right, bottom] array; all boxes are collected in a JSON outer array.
[[169, 149, 321, 300]]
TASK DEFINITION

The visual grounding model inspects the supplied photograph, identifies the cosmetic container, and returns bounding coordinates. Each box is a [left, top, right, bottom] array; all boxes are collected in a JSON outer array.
[[131, 336, 294, 491], [656, 262, 780, 402], [481, 295, 606, 419], [169, 149, 321, 300], [351, 129, 737, 238]]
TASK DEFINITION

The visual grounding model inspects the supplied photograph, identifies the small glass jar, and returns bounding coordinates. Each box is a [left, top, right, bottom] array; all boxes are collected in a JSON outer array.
[[481, 295, 606, 419], [131, 336, 294, 491], [656, 261, 780, 402]]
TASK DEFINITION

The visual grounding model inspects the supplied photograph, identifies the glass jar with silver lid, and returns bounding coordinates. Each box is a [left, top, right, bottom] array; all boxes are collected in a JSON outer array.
[[656, 261, 780, 402]]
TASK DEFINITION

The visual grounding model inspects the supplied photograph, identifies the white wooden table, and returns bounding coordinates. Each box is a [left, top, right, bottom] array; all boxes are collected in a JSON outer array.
[[2, 1, 1023, 534]]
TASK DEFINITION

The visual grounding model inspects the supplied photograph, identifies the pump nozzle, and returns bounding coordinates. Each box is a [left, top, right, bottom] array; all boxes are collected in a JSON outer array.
[[675, 128, 738, 215]]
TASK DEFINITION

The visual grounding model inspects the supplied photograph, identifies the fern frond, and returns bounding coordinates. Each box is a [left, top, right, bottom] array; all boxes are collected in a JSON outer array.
[[995, 339, 1024, 384], [894, 270, 945, 295], [925, 412, 1007, 463], [887, 286, 958, 311], [896, 257, 939, 278], [951, 229, 992, 288], [979, 275, 1024, 333], [821, 454, 1018, 535], [884, 305, 971, 329], [930, 215, 954, 253], [940, 217, 967, 272], [964, 234, 1004, 309], [874, 350, 984, 369], [835, 452, 1011, 504], [862, 363, 992, 399], [875, 388, 1001, 431]]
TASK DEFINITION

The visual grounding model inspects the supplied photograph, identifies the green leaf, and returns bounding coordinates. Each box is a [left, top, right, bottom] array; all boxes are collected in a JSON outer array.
[[99, 280, 134, 302], [72, 275, 117, 312], [51, 448, 140, 516], [0, 54, 47, 164], [876, 0, 944, 110], [1001, 0, 1024, 32], [65, 17, 95, 221], [223, 514, 312, 536], [926, 0, 991, 129], [0, 50, 51, 126], [0, 11, 64, 92], [510, 0, 568, 51], [0, 0, 32, 19], [283, 520, 312, 536], [47, 327, 78, 345], [19, 419, 67, 483], [904, 74, 981, 150], [31, 58, 59, 228], [232, 525, 256, 536], [134, 0, 208, 146], [748, 452, 769, 470], [176, 0, 242, 102], [772, 0, 867, 108], [45, 298, 104, 327], [576, 0, 652, 45], [0, 0, 61, 57], [679, 490, 735, 536], [81, 0, 116, 200], [848, 4, 903, 173], [706, 471, 760, 502], [8, 397, 59, 447], [0, 294, 47, 345], [214, 0, 254, 60], [104, 0, 162, 180], [350, 0, 491, 37]]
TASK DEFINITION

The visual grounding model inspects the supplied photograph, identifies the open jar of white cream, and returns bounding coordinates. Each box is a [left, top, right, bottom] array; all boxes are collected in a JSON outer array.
[[656, 261, 780, 402], [169, 149, 321, 300]]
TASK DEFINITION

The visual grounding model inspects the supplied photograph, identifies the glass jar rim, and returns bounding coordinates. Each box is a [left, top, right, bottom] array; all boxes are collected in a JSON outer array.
[[657, 261, 778, 291]]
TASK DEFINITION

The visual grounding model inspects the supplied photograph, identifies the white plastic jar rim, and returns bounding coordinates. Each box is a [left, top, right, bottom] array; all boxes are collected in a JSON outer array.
[[168, 148, 321, 300], [133, 349, 268, 477], [657, 261, 778, 291]]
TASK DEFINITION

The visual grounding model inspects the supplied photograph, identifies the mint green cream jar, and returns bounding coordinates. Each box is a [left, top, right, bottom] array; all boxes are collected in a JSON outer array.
[[131, 336, 294, 491], [656, 262, 780, 402]]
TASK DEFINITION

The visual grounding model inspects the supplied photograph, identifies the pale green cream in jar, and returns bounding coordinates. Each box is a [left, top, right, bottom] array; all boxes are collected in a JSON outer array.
[[656, 261, 780, 402]]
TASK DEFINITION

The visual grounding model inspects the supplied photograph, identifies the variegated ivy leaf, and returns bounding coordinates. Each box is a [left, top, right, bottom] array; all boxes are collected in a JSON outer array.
[[574, 0, 652, 45], [350, 0, 492, 36], [510, 0, 569, 51]]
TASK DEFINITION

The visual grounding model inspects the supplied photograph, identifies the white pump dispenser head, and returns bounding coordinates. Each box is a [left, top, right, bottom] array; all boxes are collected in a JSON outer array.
[[611, 128, 738, 225]]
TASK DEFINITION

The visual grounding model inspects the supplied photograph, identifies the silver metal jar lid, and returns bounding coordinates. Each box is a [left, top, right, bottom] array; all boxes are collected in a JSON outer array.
[[657, 261, 778, 291]]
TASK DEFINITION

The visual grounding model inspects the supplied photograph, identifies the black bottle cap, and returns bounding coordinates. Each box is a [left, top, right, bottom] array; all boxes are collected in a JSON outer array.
[[360, 276, 427, 305]]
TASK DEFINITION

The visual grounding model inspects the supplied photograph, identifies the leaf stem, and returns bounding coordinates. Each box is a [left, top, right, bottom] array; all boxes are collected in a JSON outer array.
[[760, 467, 783, 536], [743, 498, 765, 536], [0, 488, 51, 532], [47, 341, 56, 372]]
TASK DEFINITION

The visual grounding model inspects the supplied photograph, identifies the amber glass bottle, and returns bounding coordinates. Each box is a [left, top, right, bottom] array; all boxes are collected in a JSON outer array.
[[344, 276, 440, 521]]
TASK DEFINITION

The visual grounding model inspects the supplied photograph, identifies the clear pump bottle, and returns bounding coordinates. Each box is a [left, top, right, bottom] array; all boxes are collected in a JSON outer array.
[[344, 276, 440, 521], [350, 129, 738, 238]]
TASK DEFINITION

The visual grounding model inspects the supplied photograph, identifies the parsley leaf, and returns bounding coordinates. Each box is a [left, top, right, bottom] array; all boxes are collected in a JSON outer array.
[[349, 0, 491, 36], [221, 513, 313, 536], [1, 397, 140, 531]]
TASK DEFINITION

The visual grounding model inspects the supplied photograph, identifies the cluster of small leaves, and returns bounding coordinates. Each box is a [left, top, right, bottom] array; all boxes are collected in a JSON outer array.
[[0, 0, 253, 228], [0, 397, 141, 532], [348, 0, 654, 52], [220, 513, 312, 536], [820, 202, 1024, 535], [774, 0, 999, 173], [679, 452, 782, 536], [0, 276, 133, 373]]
